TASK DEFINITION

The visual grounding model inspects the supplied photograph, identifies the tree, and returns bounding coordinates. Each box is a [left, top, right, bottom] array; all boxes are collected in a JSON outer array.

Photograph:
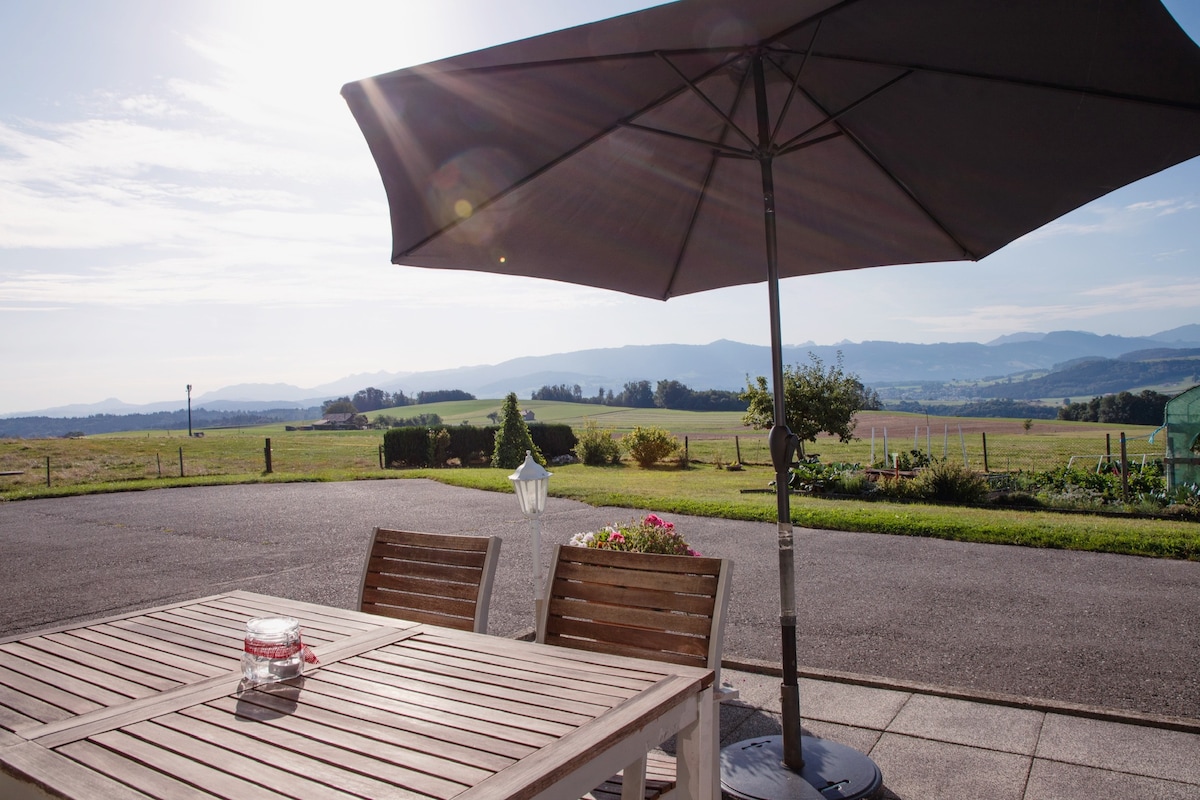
[[322, 397, 357, 414], [352, 387, 390, 412], [740, 352, 864, 456], [652, 380, 688, 409], [615, 380, 655, 408], [492, 392, 544, 469]]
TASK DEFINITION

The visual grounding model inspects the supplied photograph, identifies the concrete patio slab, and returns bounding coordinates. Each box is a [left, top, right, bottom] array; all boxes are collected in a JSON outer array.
[[868, 734, 1032, 800], [887, 693, 1044, 755]]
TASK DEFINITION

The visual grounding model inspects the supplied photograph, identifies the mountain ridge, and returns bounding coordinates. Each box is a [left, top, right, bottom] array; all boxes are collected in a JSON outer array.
[[7, 326, 1200, 419]]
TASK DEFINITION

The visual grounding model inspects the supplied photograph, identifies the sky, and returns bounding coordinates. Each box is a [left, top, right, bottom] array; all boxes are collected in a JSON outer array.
[[1, 0, 1198, 415]]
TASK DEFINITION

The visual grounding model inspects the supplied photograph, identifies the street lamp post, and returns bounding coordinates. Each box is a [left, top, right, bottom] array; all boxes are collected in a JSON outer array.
[[186, 385, 193, 438], [508, 451, 551, 627]]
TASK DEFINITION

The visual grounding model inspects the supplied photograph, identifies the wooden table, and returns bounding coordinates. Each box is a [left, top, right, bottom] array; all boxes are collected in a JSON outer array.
[[0, 591, 715, 799]]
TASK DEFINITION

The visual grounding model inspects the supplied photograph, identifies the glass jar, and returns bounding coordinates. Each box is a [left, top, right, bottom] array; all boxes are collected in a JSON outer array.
[[242, 616, 303, 684]]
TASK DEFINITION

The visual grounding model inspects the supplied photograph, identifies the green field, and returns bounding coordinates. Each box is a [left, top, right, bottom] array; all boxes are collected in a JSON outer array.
[[2, 404, 1192, 560]]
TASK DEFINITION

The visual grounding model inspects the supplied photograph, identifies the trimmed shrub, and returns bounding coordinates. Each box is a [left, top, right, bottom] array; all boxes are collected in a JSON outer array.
[[429, 428, 451, 466], [622, 425, 680, 468], [383, 427, 433, 467], [447, 425, 495, 465], [913, 460, 988, 504], [529, 424, 578, 459], [574, 419, 622, 466]]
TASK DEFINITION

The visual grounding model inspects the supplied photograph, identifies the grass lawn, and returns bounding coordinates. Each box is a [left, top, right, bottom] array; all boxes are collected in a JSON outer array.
[[2, 407, 1193, 561]]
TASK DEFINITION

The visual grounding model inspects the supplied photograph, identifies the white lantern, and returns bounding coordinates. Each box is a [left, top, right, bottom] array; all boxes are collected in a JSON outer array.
[[508, 451, 552, 624]]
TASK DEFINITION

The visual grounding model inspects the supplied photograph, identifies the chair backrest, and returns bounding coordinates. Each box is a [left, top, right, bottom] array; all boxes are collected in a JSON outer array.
[[537, 544, 732, 680], [359, 528, 501, 633]]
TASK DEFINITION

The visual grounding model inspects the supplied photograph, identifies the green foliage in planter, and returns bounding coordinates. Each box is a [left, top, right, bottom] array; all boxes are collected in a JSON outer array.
[[575, 419, 622, 466], [622, 425, 680, 467]]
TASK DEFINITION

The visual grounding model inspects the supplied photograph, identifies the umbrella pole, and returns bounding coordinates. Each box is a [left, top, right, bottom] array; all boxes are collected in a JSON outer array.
[[720, 54, 883, 800], [754, 52, 804, 774]]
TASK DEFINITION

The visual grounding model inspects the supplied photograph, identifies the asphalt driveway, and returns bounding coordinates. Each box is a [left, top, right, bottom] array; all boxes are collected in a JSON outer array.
[[1, 479, 1196, 720]]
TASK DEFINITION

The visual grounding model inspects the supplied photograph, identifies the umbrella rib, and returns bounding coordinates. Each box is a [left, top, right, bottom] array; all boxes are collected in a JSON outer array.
[[654, 51, 759, 151], [769, 20, 821, 147], [808, 51, 1200, 112], [763, 56, 978, 259], [620, 122, 752, 157], [664, 64, 759, 300], [774, 69, 912, 155]]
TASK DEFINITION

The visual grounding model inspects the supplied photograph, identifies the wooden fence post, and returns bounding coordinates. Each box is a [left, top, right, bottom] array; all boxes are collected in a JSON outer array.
[[45, 456, 50, 487], [981, 432, 989, 473], [264, 438, 273, 474], [179, 447, 184, 478]]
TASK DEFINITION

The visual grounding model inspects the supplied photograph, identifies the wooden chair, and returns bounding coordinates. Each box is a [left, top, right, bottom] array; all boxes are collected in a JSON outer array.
[[537, 544, 733, 800], [359, 528, 501, 633]]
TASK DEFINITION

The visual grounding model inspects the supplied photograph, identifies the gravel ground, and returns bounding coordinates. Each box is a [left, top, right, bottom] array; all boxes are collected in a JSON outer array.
[[2, 479, 1196, 719]]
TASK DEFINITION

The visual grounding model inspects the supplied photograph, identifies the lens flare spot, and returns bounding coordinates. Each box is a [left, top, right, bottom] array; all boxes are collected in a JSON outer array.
[[454, 199, 473, 218], [498, 256, 506, 263]]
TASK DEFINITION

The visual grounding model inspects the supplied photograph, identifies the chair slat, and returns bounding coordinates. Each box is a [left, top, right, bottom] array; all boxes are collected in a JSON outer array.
[[358, 529, 501, 634]]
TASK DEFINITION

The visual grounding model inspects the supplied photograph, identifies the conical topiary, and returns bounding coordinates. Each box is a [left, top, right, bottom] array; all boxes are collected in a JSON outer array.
[[492, 392, 544, 469]]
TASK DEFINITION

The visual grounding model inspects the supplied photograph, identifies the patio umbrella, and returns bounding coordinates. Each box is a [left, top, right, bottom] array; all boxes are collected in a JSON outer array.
[[341, 1, 1200, 796]]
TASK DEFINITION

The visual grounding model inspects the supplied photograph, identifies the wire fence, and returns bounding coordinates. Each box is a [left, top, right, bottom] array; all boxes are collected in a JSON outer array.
[[682, 426, 1164, 474]]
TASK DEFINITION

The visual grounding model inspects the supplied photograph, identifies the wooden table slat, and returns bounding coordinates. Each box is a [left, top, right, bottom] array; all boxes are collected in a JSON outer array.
[[290, 672, 556, 751], [159, 710, 421, 800], [59, 739, 226, 800], [418, 628, 683, 681], [218, 591, 416, 633], [92, 622, 237, 670], [0, 702, 46, 734], [163, 605, 341, 647], [0, 647, 134, 708], [29, 626, 417, 749], [234, 680, 517, 771], [363, 645, 638, 707], [312, 667, 577, 739], [0, 664, 103, 720], [89, 728, 289, 800], [348, 649, 619, 716], [111, 616, 240, 654], [0, 642, 160, 701], [0, 740, 154, 800], [0, 595, 231, 646], [124, 718, 369, 800], [401, 636, 655, 694], [57, 628, 224, 680], [197, 694, 471, 799], [330, 659, 600, 728], [35, 634, 184, 692]]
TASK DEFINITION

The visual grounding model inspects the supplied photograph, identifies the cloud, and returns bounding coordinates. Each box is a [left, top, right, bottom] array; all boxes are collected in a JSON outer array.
[[1018, 196, 1199, 243]]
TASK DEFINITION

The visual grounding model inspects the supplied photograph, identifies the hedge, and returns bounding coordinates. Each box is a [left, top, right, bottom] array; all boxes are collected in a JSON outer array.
[[383, 423, 578, 468]]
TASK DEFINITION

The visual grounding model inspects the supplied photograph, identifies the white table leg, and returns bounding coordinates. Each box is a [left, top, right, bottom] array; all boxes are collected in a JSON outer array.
[[673, 686, 716, 800]]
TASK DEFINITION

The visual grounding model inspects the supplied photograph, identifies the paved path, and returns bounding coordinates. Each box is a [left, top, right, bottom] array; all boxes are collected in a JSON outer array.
[[2, 479, 1196, 723]]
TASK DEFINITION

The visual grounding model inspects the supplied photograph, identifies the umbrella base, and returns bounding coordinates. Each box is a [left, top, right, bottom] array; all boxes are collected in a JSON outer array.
[[721, 735, 884, 800]]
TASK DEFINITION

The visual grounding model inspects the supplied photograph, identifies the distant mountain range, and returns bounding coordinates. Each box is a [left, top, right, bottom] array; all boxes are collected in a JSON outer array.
[[7, 325, 1200, 419]]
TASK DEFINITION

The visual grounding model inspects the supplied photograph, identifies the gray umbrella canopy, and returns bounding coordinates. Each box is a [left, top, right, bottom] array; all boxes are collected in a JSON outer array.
[[342, 0, 1200, 301], [342, 1, 1200, 793]]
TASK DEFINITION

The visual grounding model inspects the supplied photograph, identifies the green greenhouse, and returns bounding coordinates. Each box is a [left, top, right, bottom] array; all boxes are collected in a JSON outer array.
[[1163, 384, 1200, 491]]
